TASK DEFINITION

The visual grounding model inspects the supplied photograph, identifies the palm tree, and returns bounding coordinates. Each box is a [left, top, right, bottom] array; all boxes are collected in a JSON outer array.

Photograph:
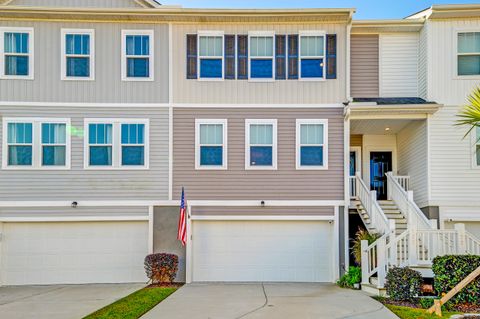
[[456, 86, 480, 138]]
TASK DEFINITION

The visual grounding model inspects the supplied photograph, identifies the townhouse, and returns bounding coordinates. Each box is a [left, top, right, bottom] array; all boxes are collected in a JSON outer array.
[[0, 0, 479, 287]]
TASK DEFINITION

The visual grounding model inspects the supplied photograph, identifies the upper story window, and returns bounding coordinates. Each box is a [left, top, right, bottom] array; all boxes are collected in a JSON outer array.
[[85, 119, 149, 169], [195, 119, 227, 169], [249, 32, 274, 80], [0, 27, 34, 79], [121, 30, 154, 81], [198, 31, 224, 79], [299, 32, 325, 80], [457, 32, 480, 76], [61, 29, 94, 80], [296, 119, 328, 169], [245, 119, 277, 169], [3, 118, 70, 169]]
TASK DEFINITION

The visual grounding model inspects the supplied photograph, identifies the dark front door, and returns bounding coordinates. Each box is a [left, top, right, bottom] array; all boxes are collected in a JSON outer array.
[[370, 152, 392, 200]]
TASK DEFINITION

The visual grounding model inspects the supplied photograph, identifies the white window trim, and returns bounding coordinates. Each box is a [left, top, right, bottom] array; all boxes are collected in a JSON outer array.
[[2, 117, 71, 170], [296, 119, 328, 170], [471, 127, 480, 169], [454, 29, 480, 79], [61, 28, 95, 81], [245, 119, 277, 170], [121, 30, 154, 82], [195, 119, 228, 170], [0, 27, 34, 80], [248, 31, 275, 82], [298, 30, 326, 81], [84, 118, 150, 170], [197, 31, 225, 82]]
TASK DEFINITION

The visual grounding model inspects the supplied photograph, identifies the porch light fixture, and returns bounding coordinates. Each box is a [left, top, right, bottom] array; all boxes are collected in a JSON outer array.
[[71, 201, 78, 208], [261, 200, 265, 207], [385, 127, 390, 131]]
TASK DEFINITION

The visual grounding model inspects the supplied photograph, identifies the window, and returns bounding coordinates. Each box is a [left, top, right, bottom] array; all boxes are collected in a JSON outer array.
[[3, 118, 70, 169], [85, 119, 149, 169], [249, 32, 274, 80], [457, 32, 480, 76], [245, 119, 277, 169], [122, 30, 154, 81], [198, 31, 224, 79], [299, 31, 325, 80], [195, 119, 227, 169], [61, 29, 94, 80], [296, 119, 328, 169], [0, 27, 34, 79]]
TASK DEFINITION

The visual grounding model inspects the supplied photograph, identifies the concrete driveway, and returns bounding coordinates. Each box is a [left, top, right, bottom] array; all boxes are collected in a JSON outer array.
[[0, 283, 144, 319], [143, 283, 398, 319]]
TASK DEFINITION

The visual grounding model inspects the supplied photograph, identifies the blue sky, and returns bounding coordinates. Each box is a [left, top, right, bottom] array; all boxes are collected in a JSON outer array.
[[158, 0, 480, 19]]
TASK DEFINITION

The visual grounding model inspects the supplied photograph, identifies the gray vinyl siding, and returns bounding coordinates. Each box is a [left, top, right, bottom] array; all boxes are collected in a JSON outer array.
[[0, 105, 169, 201], [172, 23, 347, 104], [350, 34, 379, 98], [173, 107, 344, 200], [6, 0, 143, 8], [192, 206, 335, 216], [0, 20, 169, 104], [0, 206, 149, 218]]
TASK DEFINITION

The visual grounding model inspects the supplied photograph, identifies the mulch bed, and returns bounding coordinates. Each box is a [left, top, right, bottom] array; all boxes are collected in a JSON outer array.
[[455, 304, 480, 313], [147, 282, 185, 288], [379, 298, 480, 313], [380, 299, 422, 309]]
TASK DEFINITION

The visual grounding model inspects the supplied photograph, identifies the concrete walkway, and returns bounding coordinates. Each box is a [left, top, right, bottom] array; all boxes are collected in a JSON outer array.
[[143, 283, 398, 319], [0, 283, 144, 319]]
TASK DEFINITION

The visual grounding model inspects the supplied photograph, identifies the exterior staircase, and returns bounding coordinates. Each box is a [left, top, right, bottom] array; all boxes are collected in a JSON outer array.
[[356, 200, 407, 236]]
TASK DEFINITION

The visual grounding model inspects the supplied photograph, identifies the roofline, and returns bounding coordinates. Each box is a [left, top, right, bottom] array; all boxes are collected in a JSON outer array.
[[351, 18, 425, 33]]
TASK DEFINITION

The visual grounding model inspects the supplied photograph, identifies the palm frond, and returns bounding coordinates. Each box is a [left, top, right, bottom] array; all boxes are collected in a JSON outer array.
[[456, 86, 480, 139]]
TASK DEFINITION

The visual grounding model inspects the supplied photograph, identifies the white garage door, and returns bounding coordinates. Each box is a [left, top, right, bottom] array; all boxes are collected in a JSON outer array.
[[0, 221, 148, 285], [192, 220, 334, 282]]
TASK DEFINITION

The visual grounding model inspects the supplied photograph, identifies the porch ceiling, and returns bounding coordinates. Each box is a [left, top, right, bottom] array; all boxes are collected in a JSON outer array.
[[351, 119, 422, 135]]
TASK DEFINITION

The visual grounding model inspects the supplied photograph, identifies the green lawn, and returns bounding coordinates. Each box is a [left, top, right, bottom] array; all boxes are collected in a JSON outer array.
[[83, 287, 177, 319], [385, 304, 460, 319]]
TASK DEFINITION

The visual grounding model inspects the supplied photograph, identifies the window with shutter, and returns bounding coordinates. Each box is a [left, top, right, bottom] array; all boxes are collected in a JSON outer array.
[[249, 32, 275, 80], [198, 32, 224, 79], [299, 32, 325, 80], [186, 34, 197, 79], [237, 35, 248, 80], [288, 35, 298, 79], [275, 35, 286, 80], [225, 35, 235, 79], [326, 34, 337, 79]]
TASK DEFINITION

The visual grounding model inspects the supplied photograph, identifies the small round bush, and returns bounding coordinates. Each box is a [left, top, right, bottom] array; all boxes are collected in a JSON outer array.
[[385, 267, 422, 301], [144, 253, 179, 284]]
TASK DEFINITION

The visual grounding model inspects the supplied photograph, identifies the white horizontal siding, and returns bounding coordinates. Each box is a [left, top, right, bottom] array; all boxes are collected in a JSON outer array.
[[397, 120, 428, 208], [379, 33, 419, 97], [429, 105, 480, 207], [418, 25, 428, 100]]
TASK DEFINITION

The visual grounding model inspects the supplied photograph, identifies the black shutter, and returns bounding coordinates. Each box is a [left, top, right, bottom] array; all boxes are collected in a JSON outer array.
[[237, 35, 248, 80], [288, 35, 298, 80], [275, 35, 286, 80], [326, 34, 337, 79], [224, 35, 236, 79], [186, 34, 197, 79]]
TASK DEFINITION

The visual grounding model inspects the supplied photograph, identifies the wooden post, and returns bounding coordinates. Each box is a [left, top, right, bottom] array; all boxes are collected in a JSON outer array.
[[427, 265, 480, 316], [370, 191, 377, 226], [455, 223, 467, 254], [408, 224, 417, 266], [377, 236, 387, 288], [389, 220, 397, 266], [387, 172, 392, 200], [361, 240, 369, 285]]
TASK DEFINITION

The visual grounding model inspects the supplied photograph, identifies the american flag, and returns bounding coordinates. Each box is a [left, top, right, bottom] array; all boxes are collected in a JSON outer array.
[[177, 187, 187, 246]]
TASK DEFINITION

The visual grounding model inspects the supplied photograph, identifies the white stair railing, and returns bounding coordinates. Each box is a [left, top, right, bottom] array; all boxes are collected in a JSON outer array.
[[356, 172, 391, 235], [386, 172, 433, 230], [393, 175, 410, 191]]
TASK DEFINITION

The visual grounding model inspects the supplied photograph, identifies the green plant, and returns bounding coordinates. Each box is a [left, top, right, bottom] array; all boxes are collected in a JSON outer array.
[[351, 228, 380, 266], [418, 297, 435, 309], [432, 255, 480, 306], [337, 266, 362, 288], [385, 267, 423, 301], [456, 86, 480, 138], [144, 253, 179, 284]]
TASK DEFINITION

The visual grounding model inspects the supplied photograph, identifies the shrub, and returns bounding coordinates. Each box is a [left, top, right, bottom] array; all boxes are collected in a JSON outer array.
[[337, 266, 362, 288], [144, 253, 179, 284], [432, 255, 480, 306], [352, 228, 380, 266], [385, 267, 422, 301], [418, 297, 435, 309]]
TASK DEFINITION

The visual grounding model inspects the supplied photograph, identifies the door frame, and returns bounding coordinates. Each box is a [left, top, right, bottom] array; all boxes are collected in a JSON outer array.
[[350, 146, 362, 177], [363, 146, 397, 190]]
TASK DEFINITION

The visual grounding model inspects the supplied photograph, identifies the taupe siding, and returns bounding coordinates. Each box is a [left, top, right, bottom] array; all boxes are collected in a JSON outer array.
[[350, 34, 379, 98], [192, 206, 334, 216], [172, 23, 347, 104], [7, 0, 143, 7], [0, 106, 169, 200], [173, 108, 344, 200], [350, 134, 363, 147], [0, 21, 169, 103]]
